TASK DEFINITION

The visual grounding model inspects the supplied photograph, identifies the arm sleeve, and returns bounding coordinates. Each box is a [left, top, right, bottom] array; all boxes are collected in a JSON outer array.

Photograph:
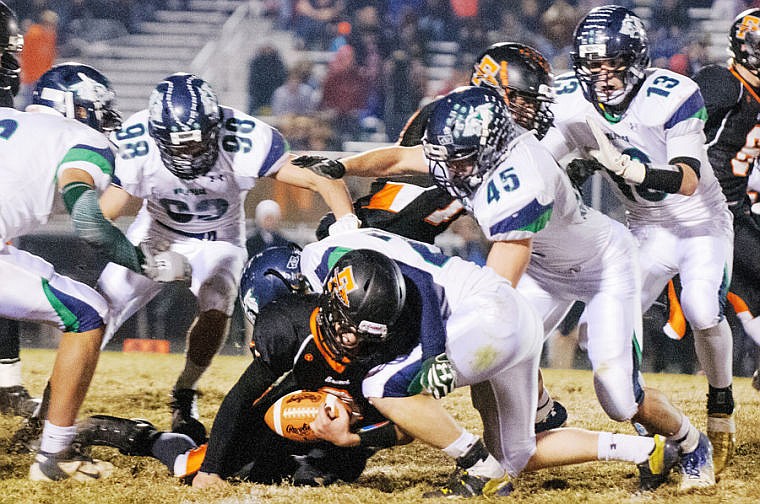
[[69, 188, 143, 272]]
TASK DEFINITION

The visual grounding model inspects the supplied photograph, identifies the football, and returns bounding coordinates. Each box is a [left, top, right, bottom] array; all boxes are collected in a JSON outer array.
[[264, 389, 341, 442]]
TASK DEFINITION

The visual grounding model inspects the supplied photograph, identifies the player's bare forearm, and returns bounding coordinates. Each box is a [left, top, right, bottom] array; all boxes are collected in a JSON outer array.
[[275, 160, 354, 218], [486, 239, 532, 286], [340, 144, 427, 177]]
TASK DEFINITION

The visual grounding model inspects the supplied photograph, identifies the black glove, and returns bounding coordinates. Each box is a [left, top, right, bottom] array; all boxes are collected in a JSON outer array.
[[291, 155, 346, 179], [566, 158, 605, 191]]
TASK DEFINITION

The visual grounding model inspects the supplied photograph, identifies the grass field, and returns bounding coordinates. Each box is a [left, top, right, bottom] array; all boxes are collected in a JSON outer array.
[[1, 349, 759, 504]]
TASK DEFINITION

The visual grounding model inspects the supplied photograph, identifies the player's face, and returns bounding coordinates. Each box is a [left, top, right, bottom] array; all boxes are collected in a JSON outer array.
[[446, 151, 478, 181], [585, 58, 626, 102], [335, 324, 359, 351]]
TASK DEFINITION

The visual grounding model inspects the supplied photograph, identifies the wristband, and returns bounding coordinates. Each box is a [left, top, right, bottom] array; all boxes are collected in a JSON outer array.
[[357, 420, 397, 448], [641, 164, 683, 194]]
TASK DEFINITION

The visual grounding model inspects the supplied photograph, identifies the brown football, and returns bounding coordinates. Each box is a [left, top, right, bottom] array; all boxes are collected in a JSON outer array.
[[264, 389, 340, 442]]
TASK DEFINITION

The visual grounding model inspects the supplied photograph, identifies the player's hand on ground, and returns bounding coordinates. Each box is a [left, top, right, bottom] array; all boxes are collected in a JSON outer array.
[[586, 116, 646, 184], [291, 155, 346, 179], [192, 471, 226, 489], [139, 242, 192, 283], [309, 399, 357, 447]]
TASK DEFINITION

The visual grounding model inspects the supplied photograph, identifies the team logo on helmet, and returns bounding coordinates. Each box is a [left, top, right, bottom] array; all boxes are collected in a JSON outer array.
[[737, 13, 760, 40], [327, 265, 356, 307]]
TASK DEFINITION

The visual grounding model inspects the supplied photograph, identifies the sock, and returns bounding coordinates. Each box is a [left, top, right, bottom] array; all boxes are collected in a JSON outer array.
[[693, 320, 733, 389], [0, 360, 22, 388], [39, 421, 77, 454], [174, 359, 208, 391], [535, 387, 553, 423], [669, 415, 699, 454], [442, 430, 479, 459], [597, 432, 655, 464], [150, 432, 197, 471]]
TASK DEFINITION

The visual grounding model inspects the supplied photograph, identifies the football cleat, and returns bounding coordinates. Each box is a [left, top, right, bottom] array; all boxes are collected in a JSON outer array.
[[678, 432, 715, 491], [707, 413, 735, 474], [637, 434, 679, 491], [423, 468, 514, 498], [535, 399, 568, 433], [0, 385, 41, 418], [10, 416, 43, 454], [74, 415, 160, 456], [170, 388, 207, 445], [29, 446, 114, 482]]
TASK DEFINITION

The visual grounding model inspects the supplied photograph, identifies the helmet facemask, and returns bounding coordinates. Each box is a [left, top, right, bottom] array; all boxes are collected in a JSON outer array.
[[153, 126, 220, 180]]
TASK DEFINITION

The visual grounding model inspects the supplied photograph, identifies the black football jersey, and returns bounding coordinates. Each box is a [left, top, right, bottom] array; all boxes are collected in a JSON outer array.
[[694, 64, 760, 210]]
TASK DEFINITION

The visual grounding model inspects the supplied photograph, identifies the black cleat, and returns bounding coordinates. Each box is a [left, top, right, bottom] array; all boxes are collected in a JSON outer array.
[[0, 385, 41, 418], [74, 415, 160, 456], [535, 399, 568, 433], [422, 467, 513, 498], [170, 388, 207, 445]]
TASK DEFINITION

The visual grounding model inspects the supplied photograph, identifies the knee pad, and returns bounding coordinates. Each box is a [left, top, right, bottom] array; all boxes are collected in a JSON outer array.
[[680, 287, 723, 330], [593, 364, 638, 422]]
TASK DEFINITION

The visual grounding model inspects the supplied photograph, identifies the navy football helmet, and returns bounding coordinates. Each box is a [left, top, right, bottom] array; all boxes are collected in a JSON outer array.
[[571, 5, 649, 117], [32, 62, 122, 133], [317, 249, 406, 364], [471, 42, 555, 139], [0, 1, 21, 99], [730, 9, 760, 76], [148, 73, 222, 180], [423, 86, 517, 199], [239, 244, 311, 325]]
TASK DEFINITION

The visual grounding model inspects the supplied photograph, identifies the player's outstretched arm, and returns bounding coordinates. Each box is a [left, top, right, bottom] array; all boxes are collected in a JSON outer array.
[[340, 144, 428, 177], [275, 158, 355, 220]]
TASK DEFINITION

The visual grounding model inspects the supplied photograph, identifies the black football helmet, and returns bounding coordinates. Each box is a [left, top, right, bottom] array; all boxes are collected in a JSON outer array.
[[0, 1, 22, 100], [238, 244, 311, 325], [423, 85, 518, 200], [317, 249, 406, 364], [730, 8, 760, 76], [148, 73, 222, 180], [571, 5, 649, 118], [32, 62, 122, 133], [471, 42, 555, 139]]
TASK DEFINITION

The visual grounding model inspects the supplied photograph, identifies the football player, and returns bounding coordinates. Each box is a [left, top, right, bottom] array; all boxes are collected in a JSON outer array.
[[0, 62, 187, 481], [692, 9, 760, 400], [76, 241, 680, 496], [541, 5, 732, 482], [95, 73, 356, 445], [0, 0, 39, 420], [296, 42, 568, 434]]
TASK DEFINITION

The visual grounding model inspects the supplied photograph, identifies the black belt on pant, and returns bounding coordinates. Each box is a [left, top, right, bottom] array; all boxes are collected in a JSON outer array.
[[156, 220, 217, 240]]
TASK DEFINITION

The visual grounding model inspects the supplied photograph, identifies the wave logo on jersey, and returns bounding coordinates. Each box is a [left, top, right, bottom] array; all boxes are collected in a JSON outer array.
[[737, 14, 760, 40], [327, 265, 356, 308]]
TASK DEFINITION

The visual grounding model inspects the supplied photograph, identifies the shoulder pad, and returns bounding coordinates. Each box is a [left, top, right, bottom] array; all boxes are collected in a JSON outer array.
[[693, 65, 741, 110]]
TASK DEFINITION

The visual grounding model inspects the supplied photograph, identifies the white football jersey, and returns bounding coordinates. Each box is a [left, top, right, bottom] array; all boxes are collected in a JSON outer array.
[[0, 108, 114, 244], [111, 106, 290, 244], [543, 68, 730, 232], [467, 132, 615, 274]]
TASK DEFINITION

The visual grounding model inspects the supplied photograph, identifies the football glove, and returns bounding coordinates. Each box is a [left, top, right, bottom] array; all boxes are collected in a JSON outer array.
[[328, 213, 361, 236], [291, 155, 346, 179], [565, 158, 605, 191], [139, 242, 192, 283], [587, 116, 646, 184], [408, 353, 457, 399]]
